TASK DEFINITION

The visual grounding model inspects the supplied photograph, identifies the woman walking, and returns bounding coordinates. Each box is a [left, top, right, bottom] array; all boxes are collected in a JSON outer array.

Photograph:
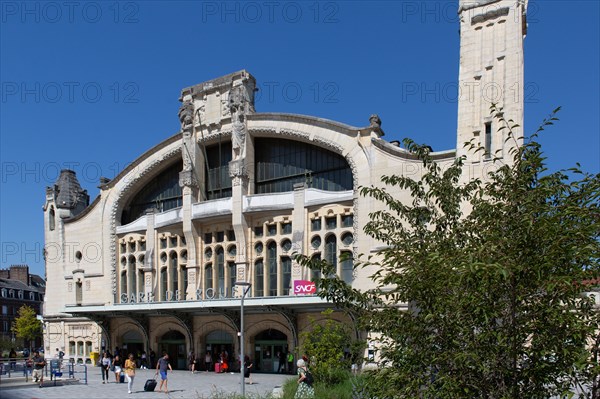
[[113, 354, 123, 383], [295, 358, 314, 398], [243, 355, 253, 385], [100, 352, 112, 383], [124, 353, 136, 394]]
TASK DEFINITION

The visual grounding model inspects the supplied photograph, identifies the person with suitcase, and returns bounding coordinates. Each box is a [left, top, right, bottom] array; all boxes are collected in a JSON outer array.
[[155, 352, 173, 394]]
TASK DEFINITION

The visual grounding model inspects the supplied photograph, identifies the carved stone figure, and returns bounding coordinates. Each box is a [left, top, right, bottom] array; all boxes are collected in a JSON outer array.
[[369, 114, 382, 128], [178, 100, 194, 130], [229, 86, 248, 160]]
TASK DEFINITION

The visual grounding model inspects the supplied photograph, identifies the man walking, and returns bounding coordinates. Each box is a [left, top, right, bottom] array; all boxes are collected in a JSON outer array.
[[155, 352, 173, 393], [32, 350, 46, 388]]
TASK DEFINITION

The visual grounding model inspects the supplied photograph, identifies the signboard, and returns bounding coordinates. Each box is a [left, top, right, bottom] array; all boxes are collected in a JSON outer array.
[[293, 280, 316, 295]]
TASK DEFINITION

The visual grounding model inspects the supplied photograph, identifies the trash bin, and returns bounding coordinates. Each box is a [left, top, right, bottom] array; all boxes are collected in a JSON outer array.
[[90, 352, 100, 366]]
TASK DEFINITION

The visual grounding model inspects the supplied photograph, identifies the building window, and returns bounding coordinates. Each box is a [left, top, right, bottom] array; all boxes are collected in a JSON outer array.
[[227, 230, 235, 241], [205, 264, 213, 294], [160, 267, 167, 301], [255, 138, 352, 194], [17, 290, 23, 299], [121, 160, 183, 224], [69, 341, 76, 355], [1, 305, 7, 315], [228, 262, 236, 294], [77, 341, 84, 356], [282, 257, 292, 295], [160, 238, 167, 249], [0, 289, 5, 298], [169, 236, 177, 248], [341, 214, 353, 227], [204, 233, 212, 245], [311, 218, 321, 231], [340, 251, 353, 284], [129, 241, 136, 252], [324, 234, 337, 271], [170, 253, 178, 297], [205, 142, 233, 200], [311, 254, 322, 282], [49, 207, 55, 231], [267, 241, 278, 297], [180, 265, 188, 299], [29, 292, 35, 301], [254, 242, 263, 254], [267, 224, 277, 236], [311, 235, 321, 249], [341, 232, 353, 246], [484, 121, 492, 159], [281, 222, 292, 235], [204, 248, 213, 260], [120, 271, 127, 301], [254, 260, 264, 297], [227, 245, 236, 257], [216, 231, 225, 243], [326, 216, 337, 230], [254, 226, 263, 238], [85, 341, 92, 356], [217, 247, 225, 295], [281, 239, 292, 252], [120, 242, 127, 253]]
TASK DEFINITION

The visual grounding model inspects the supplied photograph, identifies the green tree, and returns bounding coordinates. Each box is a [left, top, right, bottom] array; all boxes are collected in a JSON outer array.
[[12, 305, 42, 351], [297, 107, 600, 398], [300, 309, 353, 385]]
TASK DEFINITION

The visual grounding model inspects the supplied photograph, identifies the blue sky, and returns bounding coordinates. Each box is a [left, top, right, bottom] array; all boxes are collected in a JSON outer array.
[[1, 1, 599, 277]]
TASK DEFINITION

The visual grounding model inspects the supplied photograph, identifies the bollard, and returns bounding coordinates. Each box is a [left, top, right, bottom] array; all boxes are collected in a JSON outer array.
[[84, 364, 87, 385]]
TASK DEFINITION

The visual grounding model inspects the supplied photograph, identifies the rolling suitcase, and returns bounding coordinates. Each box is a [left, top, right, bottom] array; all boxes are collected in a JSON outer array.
[[144, 379, 157, 392], [119, 372, 125, 383]]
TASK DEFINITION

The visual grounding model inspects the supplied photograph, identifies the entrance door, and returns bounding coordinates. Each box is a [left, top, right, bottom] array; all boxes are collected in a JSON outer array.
[[253, 329, 288, 373], [158, 331, 186, 370]]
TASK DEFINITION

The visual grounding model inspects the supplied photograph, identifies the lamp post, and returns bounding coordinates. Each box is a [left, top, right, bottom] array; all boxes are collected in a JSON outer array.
[[234, 281, 251, 397]]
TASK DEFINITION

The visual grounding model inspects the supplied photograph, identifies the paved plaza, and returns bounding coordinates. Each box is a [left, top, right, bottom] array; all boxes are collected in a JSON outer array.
[[0, 366, 291, 399]]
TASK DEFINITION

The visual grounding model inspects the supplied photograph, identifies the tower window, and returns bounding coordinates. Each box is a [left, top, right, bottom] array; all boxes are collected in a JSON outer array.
[[484, 122, 492, 159]]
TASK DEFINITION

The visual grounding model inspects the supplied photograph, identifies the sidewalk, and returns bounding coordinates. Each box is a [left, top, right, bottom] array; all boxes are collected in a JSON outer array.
[[0, 367, 292, 398]]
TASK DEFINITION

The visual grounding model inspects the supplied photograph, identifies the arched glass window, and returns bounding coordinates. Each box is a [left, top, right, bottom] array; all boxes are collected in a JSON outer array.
[[120, 271, 127, 301], [160, 267, 167, 301], [205, 264, 213, 294], [128, 255, 136, 299], [324, 235, 337, 272], [170, 252, 178, 297], [255, 138, 352, 194], [267, 241, 278, 296], [228, 261, 236, 296], [254, 260, 264, 297], [121, 161, 183, 224], [49, 207, 55, 231], [340, 251, 353, 284], [216, 247, 225, 295], [281, 257, 292, 295], [311, 254, 322, 282]]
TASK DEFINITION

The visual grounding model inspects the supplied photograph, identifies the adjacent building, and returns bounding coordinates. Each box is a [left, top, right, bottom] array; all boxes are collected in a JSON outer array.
[[0, 265, 45, 349], [42, 0, 528, 370]]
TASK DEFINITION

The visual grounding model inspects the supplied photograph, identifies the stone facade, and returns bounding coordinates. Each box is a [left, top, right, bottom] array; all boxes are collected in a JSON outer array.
[[42, 0, 527, 369]]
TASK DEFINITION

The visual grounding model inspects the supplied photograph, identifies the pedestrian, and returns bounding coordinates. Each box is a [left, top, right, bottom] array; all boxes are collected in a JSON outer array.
[[295, 358, 314, 398], [124, 353, 136, 394], [140, 351, 147, 369], [101, 352, 112, 383], [113, 354, 123, 383], [155, 352, 173, 394], [287, 351, 294, 374], [8, 348, 17, 369], [204, 351, 212, 372], [188, 350, 196, 373], [243, 355, 253, 385], [277, 351, 286, 373], [32, 350, 46, 388]]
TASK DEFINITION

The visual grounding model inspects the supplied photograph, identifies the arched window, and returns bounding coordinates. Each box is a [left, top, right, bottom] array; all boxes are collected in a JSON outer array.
[[205, 264, 213, 295], [281, 257, 292, 295], [267, 241, 277, 296], [170, 252, 178, 298], [228, 261, 236, 297], [49, 207, 55, 231], [255, 138, 352, 194], [120, 271, 127, 301], [311, 254, 322, 282], [121, 161, 183, 224], [205, 142, 233, 200], [128, 255, 136, 300], [324, 234, 337, 272], [160, 267, 167, 301], [216, 247, 225, 296], [340, 251, 353, 284], [254, 260, 264, 297]]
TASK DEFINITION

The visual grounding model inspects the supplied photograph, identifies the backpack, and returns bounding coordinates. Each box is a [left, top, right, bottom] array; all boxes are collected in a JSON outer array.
[[304, 369, 314, 387]]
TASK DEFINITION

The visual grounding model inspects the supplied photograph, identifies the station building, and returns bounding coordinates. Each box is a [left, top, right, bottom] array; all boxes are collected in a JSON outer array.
[[42, 0, 527, 371]]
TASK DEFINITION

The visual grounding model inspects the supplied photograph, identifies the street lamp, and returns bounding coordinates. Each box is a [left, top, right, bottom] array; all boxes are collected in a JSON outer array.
[[234, 281, 251, 397]]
